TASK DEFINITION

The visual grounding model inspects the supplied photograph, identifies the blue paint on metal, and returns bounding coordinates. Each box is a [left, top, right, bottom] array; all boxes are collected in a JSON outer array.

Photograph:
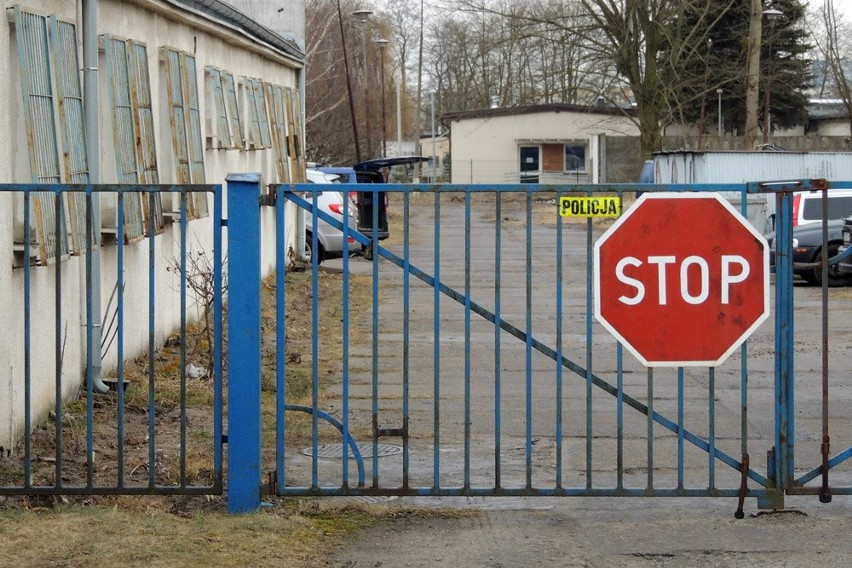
[[402, 192, 411, 488], [116, 192, 126, 487], [709, 367, 716, 489], [677, 367, 684, 489], [371, 189, 379, 488], [433, 190, 441, 490], [275, 185, 287, 493], [226, 173, 262, 513], [464, 191, 472, 489], [310, 189, 320, 490], [85, 189, 94, 489], [525, 189, 533, 489], [776, 192, 794, 491], [555, 205, 564, 489], [23, 192, 32, 489], [585, 218, 593, 489], [344, 188, 352, 487], [494, 193, 502, 489], [647, 368, 654, 489]]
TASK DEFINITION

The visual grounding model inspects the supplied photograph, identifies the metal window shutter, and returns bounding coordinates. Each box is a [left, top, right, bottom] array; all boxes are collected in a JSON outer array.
[[207, 66, 231, 148], [221, 71, 243, 149], [128, 41, 165, 235], [14, 7, 68, 264], [103, 35, 146, 244]]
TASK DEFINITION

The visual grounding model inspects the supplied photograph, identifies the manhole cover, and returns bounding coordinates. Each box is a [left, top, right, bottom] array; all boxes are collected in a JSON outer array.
[[302, 443, 403, 459]]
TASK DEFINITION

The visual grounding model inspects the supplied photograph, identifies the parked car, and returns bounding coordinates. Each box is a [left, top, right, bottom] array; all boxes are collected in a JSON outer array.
[[837, 216, 852, 276], [351, 156, 429, 259], [789, 189, 852, 227], [303, 168, 358, 264], [766, 219, 852, 287]]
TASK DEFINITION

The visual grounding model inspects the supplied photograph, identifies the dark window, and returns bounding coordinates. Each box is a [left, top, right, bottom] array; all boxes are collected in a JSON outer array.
[[565, 145, 586, 172], [801, 195, 852, 221]]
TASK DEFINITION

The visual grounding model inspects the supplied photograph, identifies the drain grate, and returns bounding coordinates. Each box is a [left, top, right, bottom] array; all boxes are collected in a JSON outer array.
[[301, 443, 403, 459]]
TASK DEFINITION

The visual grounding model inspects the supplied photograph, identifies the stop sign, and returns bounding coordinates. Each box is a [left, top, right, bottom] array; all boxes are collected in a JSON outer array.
[[594, 193, 769, 367]]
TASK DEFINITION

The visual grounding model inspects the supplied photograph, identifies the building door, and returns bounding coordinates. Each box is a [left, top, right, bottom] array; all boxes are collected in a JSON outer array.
[[519, 146, 539, 183]]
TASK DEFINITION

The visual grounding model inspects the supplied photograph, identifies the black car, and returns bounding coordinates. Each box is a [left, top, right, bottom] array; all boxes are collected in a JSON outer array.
[[766, 219, 852, 287]]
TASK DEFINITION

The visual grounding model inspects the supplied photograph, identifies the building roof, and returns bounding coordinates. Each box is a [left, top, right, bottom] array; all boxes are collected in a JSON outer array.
[[442, 102, 635, 123], [171, 0, 304, 63]]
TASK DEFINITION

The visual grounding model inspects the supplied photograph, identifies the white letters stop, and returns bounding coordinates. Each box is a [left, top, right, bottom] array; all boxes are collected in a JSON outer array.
[[615, 255, 750, 306]]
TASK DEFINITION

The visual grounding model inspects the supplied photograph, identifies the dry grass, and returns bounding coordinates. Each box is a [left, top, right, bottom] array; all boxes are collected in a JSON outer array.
[[0, 197, 478, 567]]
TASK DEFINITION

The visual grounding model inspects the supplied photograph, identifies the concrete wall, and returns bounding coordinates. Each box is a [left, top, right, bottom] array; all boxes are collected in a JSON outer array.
[[0, 0, 303, 449]]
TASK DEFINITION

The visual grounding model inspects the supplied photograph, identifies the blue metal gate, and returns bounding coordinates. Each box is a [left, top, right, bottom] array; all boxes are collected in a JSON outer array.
[[0, 183, 224, 497], [226, 176, 852, 514]]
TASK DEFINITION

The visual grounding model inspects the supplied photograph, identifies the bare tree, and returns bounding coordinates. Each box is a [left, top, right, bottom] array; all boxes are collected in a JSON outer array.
[[813, 0, 852, 138]]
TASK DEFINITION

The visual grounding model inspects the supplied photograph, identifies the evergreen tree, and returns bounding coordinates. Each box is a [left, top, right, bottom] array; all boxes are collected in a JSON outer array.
[[669, 0, 811, 136]]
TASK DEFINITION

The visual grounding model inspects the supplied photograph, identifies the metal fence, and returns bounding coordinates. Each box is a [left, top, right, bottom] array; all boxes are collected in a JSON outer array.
[[0, 183, 223, 496], [226, 177, 852, 515]]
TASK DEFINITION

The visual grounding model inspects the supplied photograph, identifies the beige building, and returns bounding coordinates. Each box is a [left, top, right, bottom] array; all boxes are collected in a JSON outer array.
[[443, 103, 640, 184], [0, 0, 305, 448]]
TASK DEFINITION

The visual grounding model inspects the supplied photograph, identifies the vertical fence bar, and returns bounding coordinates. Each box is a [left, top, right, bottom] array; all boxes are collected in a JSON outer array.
[[709, 367, 716, 489], [433, 189, 441, 489], [371, 189, 379, 488], [147, 188, 157, 488], [464, 190, 471, 489], [276, 186, 287, 493], [646, 368, 654, 489], [678, 367, 685, 489], [213, 185, 224, 490], [53, 191, 63, 488], [179, 191, 188, 487], [23, 191, 32, 489], [341, 186, 350, 487], [494, 191, 502, 489], [226, 173, 262, 513], [585, 217, 594, 488], [402, 190, 410, 489], [116, 191, 126, 487], [525, 188, 533, 488], [311, 189, 320, 489], [85, 188, 95, 489], [555, 200, 564, 490], [616, 343, 624, 490], [739, 192, 750, 466]]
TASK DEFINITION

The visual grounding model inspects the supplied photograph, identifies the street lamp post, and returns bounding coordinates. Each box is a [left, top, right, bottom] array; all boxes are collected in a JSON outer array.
[[353, 8, 373, 158], [763, 7, 783, 143], [375, 39, 390, 157], [717, 89, 723, 136]]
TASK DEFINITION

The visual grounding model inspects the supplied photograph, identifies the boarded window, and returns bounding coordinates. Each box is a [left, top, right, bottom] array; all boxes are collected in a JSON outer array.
[[243, 77, 271, 149], [102, 35, 146, 242], [163, 47, 207, 219], [207, 66, 231, 148], [13, 7, 96, 264], [264, 83, 290, 182], [221, 71, 243, 149], [285, 87, 306, 182]]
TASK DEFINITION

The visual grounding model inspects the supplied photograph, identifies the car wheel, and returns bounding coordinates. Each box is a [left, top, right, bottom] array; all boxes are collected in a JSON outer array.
[[306, 232, 325, 265], [814, 243, 851, 287]]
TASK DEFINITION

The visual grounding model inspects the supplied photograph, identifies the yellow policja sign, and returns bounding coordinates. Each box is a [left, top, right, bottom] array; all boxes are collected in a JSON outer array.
[[559, 196, 621, 218]]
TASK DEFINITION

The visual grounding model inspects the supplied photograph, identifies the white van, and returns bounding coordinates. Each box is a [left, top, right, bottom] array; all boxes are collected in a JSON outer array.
[[792, 189, 852, 227]]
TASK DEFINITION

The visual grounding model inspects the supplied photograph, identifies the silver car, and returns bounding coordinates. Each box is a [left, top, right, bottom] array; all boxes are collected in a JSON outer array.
[[304, 169, 358, 263]]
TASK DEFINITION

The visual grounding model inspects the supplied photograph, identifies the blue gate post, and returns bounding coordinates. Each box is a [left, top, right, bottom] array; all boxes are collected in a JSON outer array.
[[226, 173, 263, 513]]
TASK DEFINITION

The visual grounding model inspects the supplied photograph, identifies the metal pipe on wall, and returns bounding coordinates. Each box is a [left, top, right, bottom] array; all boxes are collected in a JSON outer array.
[[83, 0, 109, 394]]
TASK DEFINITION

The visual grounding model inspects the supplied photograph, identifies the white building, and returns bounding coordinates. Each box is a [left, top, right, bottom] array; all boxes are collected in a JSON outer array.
[[443, 103, 640, 184], [0, 0, 306, 448]]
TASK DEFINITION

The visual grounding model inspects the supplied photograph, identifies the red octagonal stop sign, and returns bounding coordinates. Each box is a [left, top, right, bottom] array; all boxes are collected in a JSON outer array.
[[594, 193, 769, 367]]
